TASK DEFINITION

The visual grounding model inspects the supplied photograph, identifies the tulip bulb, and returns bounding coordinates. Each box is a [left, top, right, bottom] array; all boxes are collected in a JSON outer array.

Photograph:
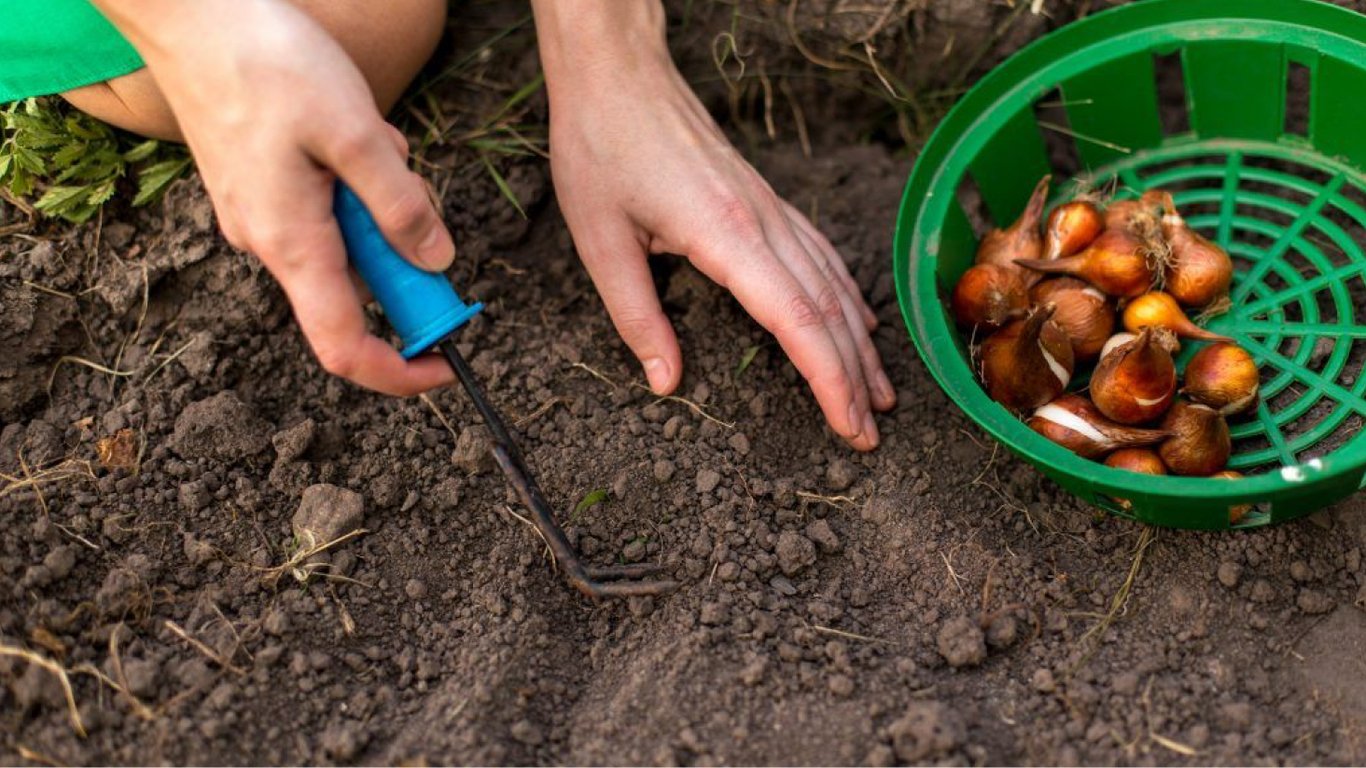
[[1015, 227, 1159, 299], [1104, 189, 1165, 232], [979, 304, 1075, 411], [976, 175, 1049, 281], [1122, 292, 1233, 343], [1028, 394, 1169, 460], [1090, 327, 1178, 424], [1043, 199, 1104, 260], [1159, 400, 1232, 476], [1182, 342, 1260, 416], [1029, 277, 1114, 361], [1153, 192, 1233, 307], [1105, 448, 1168, 475], [1211, 470, 1254, 524], [951, 264, 1029, 330]]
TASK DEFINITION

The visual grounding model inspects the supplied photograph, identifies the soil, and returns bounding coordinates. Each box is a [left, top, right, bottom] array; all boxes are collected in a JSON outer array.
[[3, 2, 1366, 766]]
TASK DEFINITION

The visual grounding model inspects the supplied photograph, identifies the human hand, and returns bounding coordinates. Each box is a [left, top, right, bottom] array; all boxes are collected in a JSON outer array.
[[91, 0, 457, 395], [532, 3, 895, 450]]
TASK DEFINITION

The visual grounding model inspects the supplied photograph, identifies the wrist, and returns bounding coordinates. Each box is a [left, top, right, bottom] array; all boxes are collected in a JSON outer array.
[[531, 1, 672, 95]]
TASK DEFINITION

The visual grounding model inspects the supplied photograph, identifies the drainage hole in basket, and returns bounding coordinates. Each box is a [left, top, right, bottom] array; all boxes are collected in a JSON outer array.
[[1153, 50, 1190, 138], [955, 172, 991, 241], [1284, 61, 1311, 139], [1242, 153, 1333, 189], [1033, 88, 1082, 180]]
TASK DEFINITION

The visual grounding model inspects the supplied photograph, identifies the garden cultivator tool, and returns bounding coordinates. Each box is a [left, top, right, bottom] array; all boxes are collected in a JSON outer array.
[[334, 184, 678, 599]]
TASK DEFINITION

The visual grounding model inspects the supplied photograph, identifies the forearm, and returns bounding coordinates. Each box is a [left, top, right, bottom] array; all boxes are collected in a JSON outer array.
[[529, 1, 672, 98], [87, 0, 216, 55]]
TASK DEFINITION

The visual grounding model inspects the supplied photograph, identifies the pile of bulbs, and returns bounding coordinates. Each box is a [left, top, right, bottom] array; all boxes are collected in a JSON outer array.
[[952, 177, 1261, 487]]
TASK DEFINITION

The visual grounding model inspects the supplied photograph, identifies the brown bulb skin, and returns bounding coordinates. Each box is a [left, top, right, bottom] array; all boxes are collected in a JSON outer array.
[[1103, 190, 1164, 232], [1028, 394, 1168, 459], [1031, 277, 1115, 361], [1183, 342, 1260, 416], [1044, 200, 1104, 260], [980, 304, 1074, 412], [1091, 328, 1177, 425], [951, 264, 1028, 330], [1155, 191, 1234, 308], [975, 176, 1049, 282], [1105, 448, 1168, 475], [1016, 228, 1157, 299], [1159, 401, 1232, 476]]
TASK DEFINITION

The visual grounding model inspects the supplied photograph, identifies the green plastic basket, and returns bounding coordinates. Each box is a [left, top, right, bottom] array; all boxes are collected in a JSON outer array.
[[894, 0, 1366, 529]]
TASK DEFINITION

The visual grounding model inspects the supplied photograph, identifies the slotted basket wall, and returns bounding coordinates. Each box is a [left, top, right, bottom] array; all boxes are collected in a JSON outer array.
[[894, 0, 1366, 529]]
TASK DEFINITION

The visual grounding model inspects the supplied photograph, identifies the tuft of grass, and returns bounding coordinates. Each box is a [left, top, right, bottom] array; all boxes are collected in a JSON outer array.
[[735, 344, 762, 377], [0, 98, 190, 224]]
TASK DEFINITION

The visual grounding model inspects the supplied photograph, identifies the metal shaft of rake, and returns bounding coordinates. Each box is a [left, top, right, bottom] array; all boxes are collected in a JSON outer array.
[[438, 340, 679, 598]]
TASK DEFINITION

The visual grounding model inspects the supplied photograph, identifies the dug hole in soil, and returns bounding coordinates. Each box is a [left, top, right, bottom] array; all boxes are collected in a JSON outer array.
[[3, 3, 1366, 765]]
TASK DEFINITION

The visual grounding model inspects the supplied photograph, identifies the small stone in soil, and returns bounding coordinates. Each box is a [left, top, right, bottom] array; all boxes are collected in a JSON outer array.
[[937, 616, 987, 668], [292, 484, 365, 550], [451, 425, 494, 474]]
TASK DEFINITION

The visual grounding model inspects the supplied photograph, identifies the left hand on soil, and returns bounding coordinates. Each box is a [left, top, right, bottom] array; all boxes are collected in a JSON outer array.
[[534, 2, 896, 451]]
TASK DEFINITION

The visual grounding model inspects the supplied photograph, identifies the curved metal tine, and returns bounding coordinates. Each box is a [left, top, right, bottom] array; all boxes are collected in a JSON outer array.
[[585, 563, 667, 580], [571, 577, 682, 599]]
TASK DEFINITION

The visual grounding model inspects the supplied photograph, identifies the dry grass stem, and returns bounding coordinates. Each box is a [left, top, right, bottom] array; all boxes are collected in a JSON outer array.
[[810, 623, 891, 645], [163, 620, 245, 675], [631, 383, 735, 429], [514, 396, 568, 428], [0, 644, 86, 737], [501, 504, 554, 565], [16, 745, 64, 767], [570, 361, 620, 390], [109, 626, 156, 721], [796, 491, 857, 507]]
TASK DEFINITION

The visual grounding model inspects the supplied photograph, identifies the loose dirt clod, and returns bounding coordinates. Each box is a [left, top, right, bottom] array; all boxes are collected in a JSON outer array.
[[776, 531, 817, 576], [888, 701, 962, 762], [936, 615, 987, 668], [170, 391, 271, 461]]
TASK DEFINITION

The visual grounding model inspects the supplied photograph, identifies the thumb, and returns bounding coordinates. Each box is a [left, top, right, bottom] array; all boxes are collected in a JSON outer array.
[[320, 118, 455, 272], [578, 223, 683, 394]]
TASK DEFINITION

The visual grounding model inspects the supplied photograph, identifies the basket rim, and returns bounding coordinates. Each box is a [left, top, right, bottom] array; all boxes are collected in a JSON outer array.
[[892, 0, 1366, 511]]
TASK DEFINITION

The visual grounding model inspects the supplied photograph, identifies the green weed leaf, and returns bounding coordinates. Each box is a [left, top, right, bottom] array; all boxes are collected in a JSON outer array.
[[735, 345, 762, 377], [573, 488, 609, 518]]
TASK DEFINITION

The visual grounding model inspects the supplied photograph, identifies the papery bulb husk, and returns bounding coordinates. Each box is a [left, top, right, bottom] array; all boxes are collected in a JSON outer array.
[[1156, 192, 1234, 307], [1028, 393, 1170, 460], [1182, 342, 1261, 416], [1104, 448, 1168, 475], [1211, 470, 1254, 524], [951, 264, 1029, 330], [975, 176, 1049, 282], [1100, 328, 1180, 361], [980, 303, 1075, 411], [1015, 227, 1157, 299], [1090, 327, 1178, 424], [1159, 400, 1232, 477], [1044, 200, 1104, 260], [1122, 291, 1233, 342], [1030, 277, 1115, 360], [1103, 189, 1165, 233]]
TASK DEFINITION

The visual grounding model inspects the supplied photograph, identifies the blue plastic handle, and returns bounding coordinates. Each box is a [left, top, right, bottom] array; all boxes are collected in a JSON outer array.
[[333, 183, 481, 358]]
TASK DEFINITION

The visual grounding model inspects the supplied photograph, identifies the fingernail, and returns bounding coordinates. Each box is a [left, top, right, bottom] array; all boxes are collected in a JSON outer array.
[[417, 226, 453, 271], [847, 401, 864, 438], [875, 370, 895, 404], [862, 411, 880, 447], [643, 357, 671, 393]]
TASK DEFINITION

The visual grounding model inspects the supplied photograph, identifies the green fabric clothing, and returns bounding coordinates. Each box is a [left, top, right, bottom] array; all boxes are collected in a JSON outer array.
[[0, 0, 144, 101]]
